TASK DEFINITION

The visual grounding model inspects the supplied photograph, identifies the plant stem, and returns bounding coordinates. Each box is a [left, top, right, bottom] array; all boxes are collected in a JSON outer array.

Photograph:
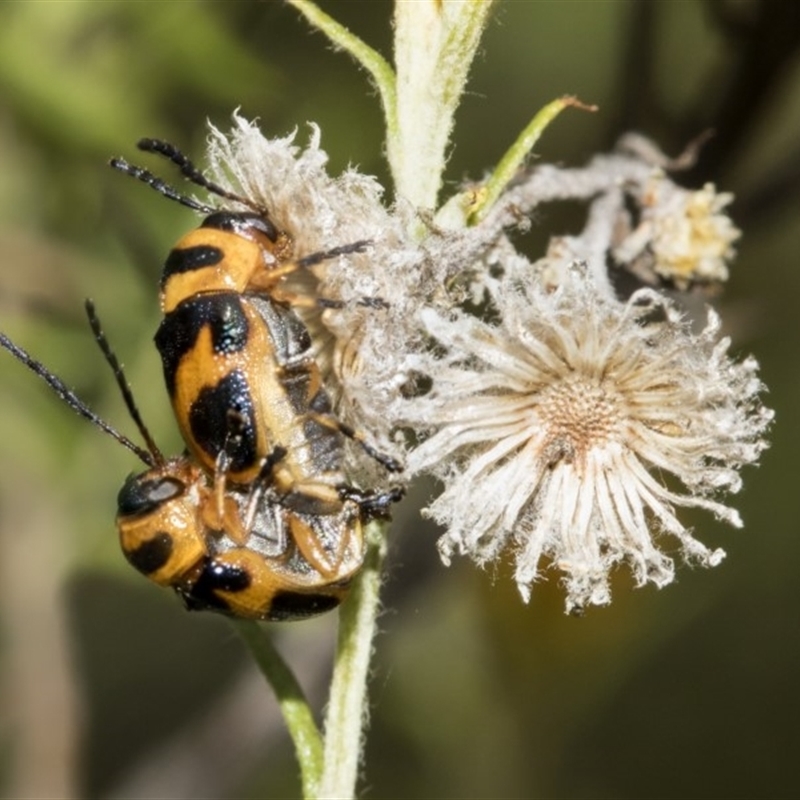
[[469, 95, 598, 224], [287, 0, 397, 139], [317, 519, 389, 799], [234, 620, 324, 798]]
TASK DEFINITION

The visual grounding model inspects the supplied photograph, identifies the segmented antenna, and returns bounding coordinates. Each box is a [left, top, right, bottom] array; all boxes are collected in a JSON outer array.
[[0, 330, 155, 467], [109, 137, 261, 215], [108, 156, 214, 214], [84, 299, 165, 467], [136, 138, 257, 209]]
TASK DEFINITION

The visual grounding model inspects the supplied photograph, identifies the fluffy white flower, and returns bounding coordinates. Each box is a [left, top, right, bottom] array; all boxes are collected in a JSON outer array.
[[405, 267, 772, 613], [206, 115, 390, 258]]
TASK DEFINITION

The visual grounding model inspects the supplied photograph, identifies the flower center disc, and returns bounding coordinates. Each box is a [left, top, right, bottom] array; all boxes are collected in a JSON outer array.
[[538, 375, 621, 468]]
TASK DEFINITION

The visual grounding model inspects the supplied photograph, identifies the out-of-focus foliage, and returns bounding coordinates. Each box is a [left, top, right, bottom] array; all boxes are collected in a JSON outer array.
[[0, 2, 798, 798]]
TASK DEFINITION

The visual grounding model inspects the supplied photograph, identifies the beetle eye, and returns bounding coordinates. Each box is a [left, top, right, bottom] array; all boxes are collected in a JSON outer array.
[[117, 474, 186, 517]]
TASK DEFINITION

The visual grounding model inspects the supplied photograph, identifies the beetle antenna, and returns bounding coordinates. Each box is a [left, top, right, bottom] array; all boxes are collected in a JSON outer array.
[[84, 299, 165, 467], [0, 330, 155, 467], [109, 156, 215, 214], [135, 138, 260, 212]]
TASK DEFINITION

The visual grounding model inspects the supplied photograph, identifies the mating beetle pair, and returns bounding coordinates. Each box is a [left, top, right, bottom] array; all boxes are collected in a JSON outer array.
[[0, 138, 402, 621]]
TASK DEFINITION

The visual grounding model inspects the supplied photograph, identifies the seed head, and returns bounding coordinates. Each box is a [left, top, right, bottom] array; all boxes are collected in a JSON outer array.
[[405, 267, 772, 613]]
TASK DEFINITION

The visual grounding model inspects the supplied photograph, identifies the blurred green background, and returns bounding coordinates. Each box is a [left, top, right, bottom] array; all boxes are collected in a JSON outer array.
[[0, 2, 798, 798]]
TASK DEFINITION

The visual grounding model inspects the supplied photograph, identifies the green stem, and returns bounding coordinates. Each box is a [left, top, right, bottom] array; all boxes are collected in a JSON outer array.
[[468, 95, 597, 224], [317, 519, 389, 799], [234, 620, 324, 798], [286, 0, 397, 139]]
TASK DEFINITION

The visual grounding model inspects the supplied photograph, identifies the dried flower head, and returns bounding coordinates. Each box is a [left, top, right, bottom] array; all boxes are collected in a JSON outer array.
[[406, 266, 772, 613], [615, 177, 741, 288], [206, 116, 390, 257]]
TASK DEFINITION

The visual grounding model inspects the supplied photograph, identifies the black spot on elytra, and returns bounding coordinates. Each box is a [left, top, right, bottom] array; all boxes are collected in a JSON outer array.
[[189, 370, 258, 472], [155, 294, 249, 396], [180, 557, 252, 614], [125, 531, 173, 575]]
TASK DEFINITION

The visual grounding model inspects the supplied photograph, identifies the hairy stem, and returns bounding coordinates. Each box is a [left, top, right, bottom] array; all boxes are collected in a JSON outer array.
[[317, 519, 389, 799], [234, 620, 324, 798], [287, 0, 397, 140]]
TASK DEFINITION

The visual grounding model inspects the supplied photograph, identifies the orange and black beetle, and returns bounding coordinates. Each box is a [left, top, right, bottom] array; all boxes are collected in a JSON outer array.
[[112, 140, 402, 518], [0, 302, 383, 621]]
